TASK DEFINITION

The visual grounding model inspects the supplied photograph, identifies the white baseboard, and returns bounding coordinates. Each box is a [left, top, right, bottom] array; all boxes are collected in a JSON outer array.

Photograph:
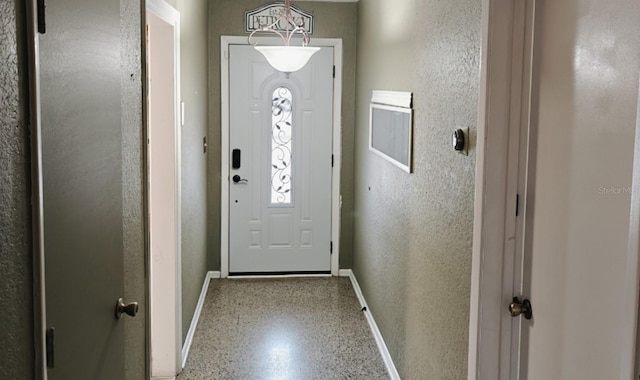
[[151, 377, 176, 380], [341, 269, 401, 380], [181, 271, 220, 369]]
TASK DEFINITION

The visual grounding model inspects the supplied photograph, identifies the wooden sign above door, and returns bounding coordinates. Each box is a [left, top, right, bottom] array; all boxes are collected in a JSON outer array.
[[245, 2, 314, 34]]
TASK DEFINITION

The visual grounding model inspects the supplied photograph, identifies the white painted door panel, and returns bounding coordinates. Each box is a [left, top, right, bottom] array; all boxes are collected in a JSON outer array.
[[519, 0, 640, 378], [229, 45, 333, 273]]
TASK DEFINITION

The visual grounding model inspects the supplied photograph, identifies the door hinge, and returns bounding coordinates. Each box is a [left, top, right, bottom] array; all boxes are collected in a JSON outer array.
[[37, 0, 46, 34], [515, 194, 520, 217], [332, 65, 335, 78], [46, 327, 55, 368], [330, 241, 333, 254], [331, 154, 334, 167]]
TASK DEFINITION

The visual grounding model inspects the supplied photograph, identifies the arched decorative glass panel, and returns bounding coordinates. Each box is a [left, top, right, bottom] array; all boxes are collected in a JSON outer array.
[[270, 87, 293, 205]]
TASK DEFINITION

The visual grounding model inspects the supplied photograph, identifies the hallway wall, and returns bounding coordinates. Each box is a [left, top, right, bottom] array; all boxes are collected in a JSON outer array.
[[121, 2, 146, 379], [173, 0, 210, 343], [0, 0, 33, 378], [352, 0, 480, 378], [207, 0, 358, 270]]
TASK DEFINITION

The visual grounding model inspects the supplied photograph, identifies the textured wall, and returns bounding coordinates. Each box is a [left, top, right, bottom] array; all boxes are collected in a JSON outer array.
[[353, 0, 480, 378], [208, 0, 358, 270], [0, 0, 34, 378], [175, 0, 210, 342], [121, 1, 146, 379]]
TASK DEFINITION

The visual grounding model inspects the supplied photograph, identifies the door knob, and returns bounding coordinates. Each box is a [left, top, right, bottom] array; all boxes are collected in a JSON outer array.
[[115, 298, 139, 319], [509, 297, 532, 320], [232, 175, 248, 184]]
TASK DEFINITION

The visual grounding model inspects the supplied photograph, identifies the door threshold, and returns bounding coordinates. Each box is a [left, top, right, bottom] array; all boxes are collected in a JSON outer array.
[[228, 271, 332, 279]]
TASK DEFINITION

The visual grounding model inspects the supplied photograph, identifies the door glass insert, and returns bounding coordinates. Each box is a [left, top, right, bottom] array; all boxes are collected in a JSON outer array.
[[271, 87, 293, 205]]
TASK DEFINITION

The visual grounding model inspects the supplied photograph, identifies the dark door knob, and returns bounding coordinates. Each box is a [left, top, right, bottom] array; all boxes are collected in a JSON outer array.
[[115, 298, 139, 319], [232, 175, 248, 184], [509, 297, 533, 320]]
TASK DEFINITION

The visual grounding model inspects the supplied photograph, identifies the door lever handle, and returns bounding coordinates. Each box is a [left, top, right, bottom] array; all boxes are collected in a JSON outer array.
[[232, 175, 248, 184], [115, 298, 139, 319]]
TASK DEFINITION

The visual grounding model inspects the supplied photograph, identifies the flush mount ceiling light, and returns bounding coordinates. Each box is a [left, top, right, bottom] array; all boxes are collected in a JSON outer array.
[[248, 0, 320, 73]]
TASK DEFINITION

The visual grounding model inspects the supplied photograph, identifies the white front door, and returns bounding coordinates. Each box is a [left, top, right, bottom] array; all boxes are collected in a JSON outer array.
[[514, 0, 640, 378], [228, 45, 334, 274]]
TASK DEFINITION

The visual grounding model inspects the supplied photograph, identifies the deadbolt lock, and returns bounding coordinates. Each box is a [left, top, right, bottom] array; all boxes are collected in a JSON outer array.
[[509, 297, 533, 320], [115, 298, 139, 319]]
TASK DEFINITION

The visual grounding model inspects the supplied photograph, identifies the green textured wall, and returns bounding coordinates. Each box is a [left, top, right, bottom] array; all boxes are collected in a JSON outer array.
[[352, 0, 480, 378], [207, 0, 358, 270], [122, 2, 146, 379], [0, 0, 33, 378], [174, 0, 210, 342]]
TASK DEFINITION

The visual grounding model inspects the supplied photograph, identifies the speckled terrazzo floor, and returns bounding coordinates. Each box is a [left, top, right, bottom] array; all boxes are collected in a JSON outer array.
[[177, 277, 389, 380]]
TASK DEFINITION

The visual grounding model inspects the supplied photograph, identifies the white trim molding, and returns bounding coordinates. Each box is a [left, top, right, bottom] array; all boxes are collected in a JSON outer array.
[[146, 0, 182, 377], [628, 77, 640, 379], [340, 270, 401, 380], [220, 36, 343, 278], [371, 90, 412, 109], [468, 0, 528, 378], [181, 271, 220, 369]]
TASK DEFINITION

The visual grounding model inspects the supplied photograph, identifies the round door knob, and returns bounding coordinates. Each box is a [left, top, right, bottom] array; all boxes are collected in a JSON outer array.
[[115, 298, 139, 319], [509, 297, 532, 320]]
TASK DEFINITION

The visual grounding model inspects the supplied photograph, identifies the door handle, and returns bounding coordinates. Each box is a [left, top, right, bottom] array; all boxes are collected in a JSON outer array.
[[232, 175, 248, 184], [509, 297, 533, 320], [115, 298, 139, 319]]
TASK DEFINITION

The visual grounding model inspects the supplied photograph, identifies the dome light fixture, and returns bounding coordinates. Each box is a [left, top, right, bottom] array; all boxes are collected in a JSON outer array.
[[248, 0, 320, 73]]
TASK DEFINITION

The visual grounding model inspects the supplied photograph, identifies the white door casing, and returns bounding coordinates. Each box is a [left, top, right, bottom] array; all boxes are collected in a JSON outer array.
[[631, 74, 640, 380], [468, 0, 534, 376], [228, 45, 333, 274], [221, 36, 343, 277], [146, 0, 182, 377], [469, 0, 640, 379]]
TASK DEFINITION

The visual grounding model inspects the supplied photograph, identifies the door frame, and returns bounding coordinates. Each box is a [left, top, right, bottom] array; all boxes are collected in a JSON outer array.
[[467, 1, 531, 377], [146, 0, 183, 377], [220, 36, 343, 278], [630, 75, 640, 380], [468, 0, 640, 379]]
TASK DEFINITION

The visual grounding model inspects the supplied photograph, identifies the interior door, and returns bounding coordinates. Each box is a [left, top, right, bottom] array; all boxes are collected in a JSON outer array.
[[39, 0, 134, 378], [515, 0, 640, 378], [228, 45, 334, 274]]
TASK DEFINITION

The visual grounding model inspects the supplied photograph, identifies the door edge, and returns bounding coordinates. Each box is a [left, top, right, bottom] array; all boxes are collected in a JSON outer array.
[[26, 0, 47, 378]]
